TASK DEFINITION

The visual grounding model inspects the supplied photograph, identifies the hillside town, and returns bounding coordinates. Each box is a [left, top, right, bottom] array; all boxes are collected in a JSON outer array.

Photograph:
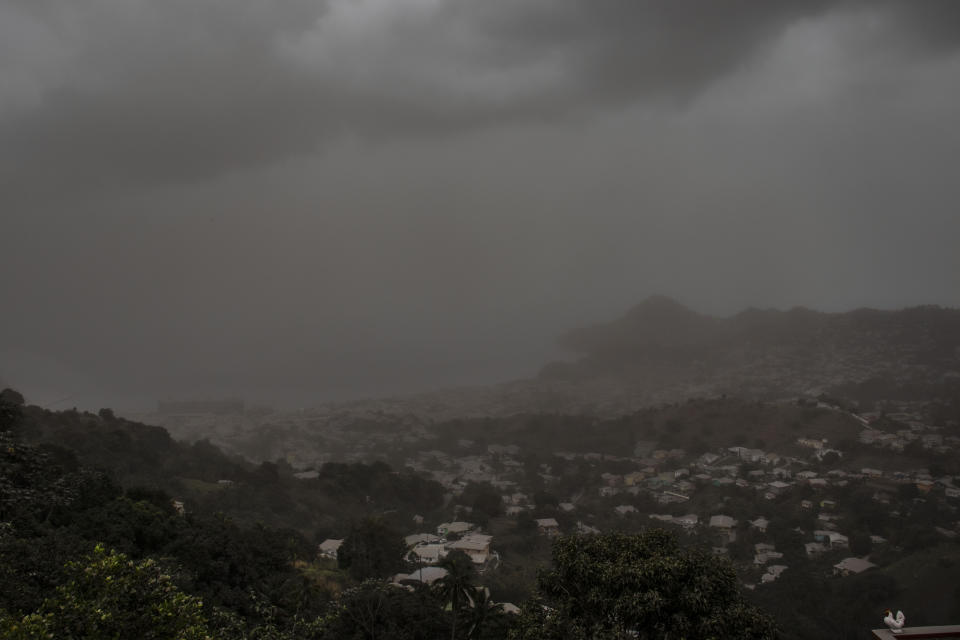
[[302, 399, 960, 596]]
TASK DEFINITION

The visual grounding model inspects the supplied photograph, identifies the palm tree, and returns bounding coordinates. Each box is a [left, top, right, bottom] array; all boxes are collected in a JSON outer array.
[[435, 550, 478, 640], [464, 586, 504, 640]]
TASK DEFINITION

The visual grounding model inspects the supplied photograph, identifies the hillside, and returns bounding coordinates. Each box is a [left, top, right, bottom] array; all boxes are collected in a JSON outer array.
[[540, 296, 960, 404]]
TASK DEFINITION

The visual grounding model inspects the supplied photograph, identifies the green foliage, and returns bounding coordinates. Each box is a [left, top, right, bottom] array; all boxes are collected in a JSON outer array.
[[338, 518, 407, 582], [0, 389, 25, 431], [436, 550, 480, 640], [2, 545, 210, 640], [510, 530, 777, 640], [320, 581, 447, 640], [460, 482, 504, 523]]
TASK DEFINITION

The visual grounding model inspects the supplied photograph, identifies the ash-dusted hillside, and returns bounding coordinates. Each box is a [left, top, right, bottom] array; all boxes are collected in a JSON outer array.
[[540, 296, 960, 402]]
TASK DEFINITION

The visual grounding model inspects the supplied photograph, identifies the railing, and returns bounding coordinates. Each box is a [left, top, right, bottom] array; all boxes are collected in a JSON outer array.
[[871, 626, 960, 639]]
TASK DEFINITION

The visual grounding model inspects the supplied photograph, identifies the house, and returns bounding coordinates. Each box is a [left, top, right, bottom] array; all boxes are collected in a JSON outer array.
[[318, 539, 343, 560], [674, 514, 699, 529], [405, 533, 441, 547], [535, 518, 561, 537], [805, 542, 827, 557], [861, 468, 883, 479], [599, 486, 621, 498], [729, 447, 766, 463], [600, 472, 623, 486], [699, 452, 720, 465], [813, 530, 832, 543], [754, 551, 783, 565], [833, 557, 875, 576], [800, 499, 814, 509], [615, 505, 638, 516], [623, 472, 645, 486], [409, 543, 447, 564], [709, 515, 737, 543], [437, 521, 474, 537], [808, 478, 828, 490], [394, 566, 448, 586], [768, 481, 791, 495], [750, 517, 769, 533], [505, 506, 527, 516], [755, 543, 776, 554], [576, 522, 601, 535], [559, 502, 576, 512], [761, 565, 788, 583], [795, 470, 818, 480], [828, 532, 849, 549], [446, 533, 493, 566], [710, 515, 737, 529]]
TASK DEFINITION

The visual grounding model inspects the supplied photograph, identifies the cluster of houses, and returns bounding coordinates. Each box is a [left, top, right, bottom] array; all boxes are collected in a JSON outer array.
[[318, 520, 499, 588], [309, 400, 960, 597], [856, 411, 958, 454]]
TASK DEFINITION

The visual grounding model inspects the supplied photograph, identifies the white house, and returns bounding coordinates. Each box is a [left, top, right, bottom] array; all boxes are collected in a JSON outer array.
[[318, 539, 343, 560], [446, 533, 493, 566], [833, 557, 875, 576]]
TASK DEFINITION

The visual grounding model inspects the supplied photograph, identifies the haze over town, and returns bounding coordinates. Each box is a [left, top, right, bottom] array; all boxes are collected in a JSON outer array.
[[3, 1, 960, 411]]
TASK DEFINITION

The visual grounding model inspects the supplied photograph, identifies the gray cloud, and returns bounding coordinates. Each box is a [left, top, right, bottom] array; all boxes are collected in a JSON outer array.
[[2, 1, 960, 410], [3, 1, 959, 203]]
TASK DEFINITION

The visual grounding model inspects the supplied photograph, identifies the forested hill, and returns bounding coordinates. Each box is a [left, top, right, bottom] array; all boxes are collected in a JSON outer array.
[[540, 296, 960, 401], [7, 393, 445, 538], [0, 388, 780, 639]]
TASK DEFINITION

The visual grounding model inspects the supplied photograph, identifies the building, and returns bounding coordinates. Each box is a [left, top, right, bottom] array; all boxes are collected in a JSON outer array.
[[409, 543, 447, 564], [709, 515, 738, 543], [405, 533, 441, 547], [437, 521, 474, 537], [535, 518, 560, 537], [761, 565, 788, 583], [318, 539, 343, 560], [750, 517, 769, 533], [833, 557, 876, 576], [709, 515, 737, 529], [394, 566, 449, 586], [446, 533, 493, 566]]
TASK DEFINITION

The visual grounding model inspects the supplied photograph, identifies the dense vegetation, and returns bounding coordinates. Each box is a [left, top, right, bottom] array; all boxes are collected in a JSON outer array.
[[5, 385, 958, 638], [0, 388, 786, 638]]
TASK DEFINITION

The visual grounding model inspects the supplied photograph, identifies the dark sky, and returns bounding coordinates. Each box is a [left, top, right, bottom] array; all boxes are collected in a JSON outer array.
[[2, 1, 960, 410]]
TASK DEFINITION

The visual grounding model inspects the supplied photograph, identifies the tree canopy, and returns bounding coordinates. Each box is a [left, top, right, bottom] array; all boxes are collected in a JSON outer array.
[[511, 529, 777, 640]]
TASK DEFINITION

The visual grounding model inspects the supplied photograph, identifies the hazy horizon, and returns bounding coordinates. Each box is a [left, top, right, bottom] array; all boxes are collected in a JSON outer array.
[[3, 1, 960, 412]]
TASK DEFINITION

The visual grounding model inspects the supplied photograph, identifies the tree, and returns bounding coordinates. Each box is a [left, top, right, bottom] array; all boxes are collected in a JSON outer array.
[[849, 531, 873, 557], [435, 550, 479, 640], [0, 545, 209, 639], [510, 530, 777, 640], [0, 388, 24, 431], [339, 518, 407, 582], [461, 482, 503, 523], [320, 580, 446, 640]]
